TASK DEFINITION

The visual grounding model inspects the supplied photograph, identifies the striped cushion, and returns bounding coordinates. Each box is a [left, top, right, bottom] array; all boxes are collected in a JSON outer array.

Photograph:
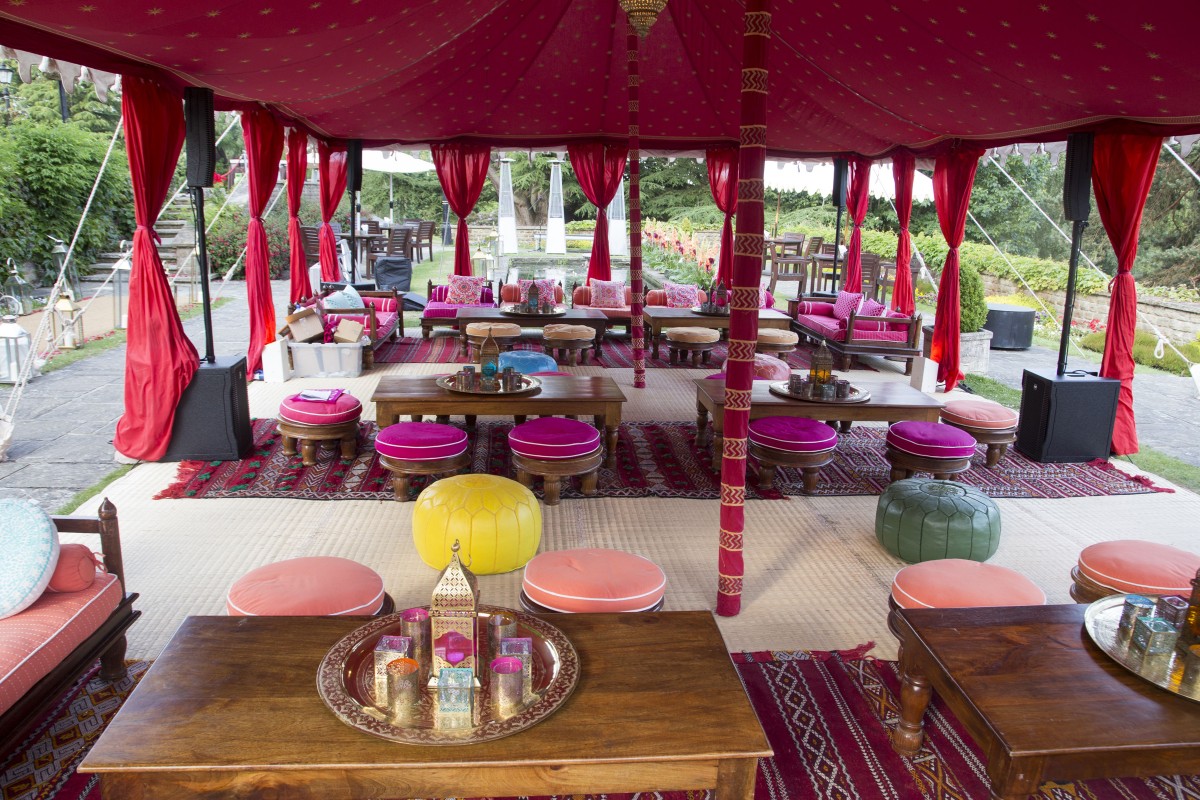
[[891, 559, 1046, 609], [279, 392, 362, 426], [226, 557, 385, 617], [509, 417, 601, 460], [749, 417, 838, 453], [886, 420, 976, 460], [523, 549, 666, 613], [1077, 540, 1200, 596], [941, 399, 1019, 430], [376, 422, 469, 462]]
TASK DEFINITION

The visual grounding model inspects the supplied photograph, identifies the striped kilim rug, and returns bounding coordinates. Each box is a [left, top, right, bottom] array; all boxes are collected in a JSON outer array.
[[5, 652, 1195, 800], [155, 419, 1161, 502]]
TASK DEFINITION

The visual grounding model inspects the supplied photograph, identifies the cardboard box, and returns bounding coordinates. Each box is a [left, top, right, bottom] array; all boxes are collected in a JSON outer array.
[[261, 337, 292, 383], [910, 357, 940, 393], [283, 307, 324, 343], [332, 318, 364, 344], [288, 341, 363, 378]]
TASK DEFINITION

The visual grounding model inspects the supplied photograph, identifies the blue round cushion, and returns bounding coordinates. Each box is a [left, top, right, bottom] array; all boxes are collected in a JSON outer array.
[[499, 351, 559, 375], [0, 499, 60, 619]]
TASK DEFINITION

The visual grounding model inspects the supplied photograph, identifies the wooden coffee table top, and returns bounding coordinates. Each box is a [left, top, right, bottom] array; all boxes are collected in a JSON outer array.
[[81, 613, 770, 796], [373, 374, 626, 405], [697, 378, 943, 412]]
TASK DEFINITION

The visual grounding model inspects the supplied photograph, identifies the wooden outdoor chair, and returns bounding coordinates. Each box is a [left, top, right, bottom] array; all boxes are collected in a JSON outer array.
[[766, 235, 810, 296], [300, 225, 321, 265], [369, 226, 413, 274], [859, 252, 882, 298], [876, 261, 897, 307], [417, 220, 436, 262]]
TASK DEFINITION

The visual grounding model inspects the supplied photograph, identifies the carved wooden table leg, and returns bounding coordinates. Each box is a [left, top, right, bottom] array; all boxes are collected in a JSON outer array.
[[695, 402, 709, 446], [892, 649, 932, 756]]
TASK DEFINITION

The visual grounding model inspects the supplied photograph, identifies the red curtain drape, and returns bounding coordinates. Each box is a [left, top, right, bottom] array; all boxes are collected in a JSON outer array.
[[628, 28, 646, 389], [317, 140, 347, 282], [891, 152, 916, 315], [842, 156, 871, 292], [568, 142, 628, 284], [930, 147, 984, 393], [241, 110, 284, 378], [112, 77, 197, 461], [717, 0, 770, 618], [706, 146, 739, 287], [1093, 133, 1160, 455], [431, 143, 492, 277], [286, 128, 310, 304]]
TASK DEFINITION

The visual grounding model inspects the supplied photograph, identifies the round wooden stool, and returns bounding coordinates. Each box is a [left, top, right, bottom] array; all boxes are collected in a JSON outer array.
[[747, 416, 838, 493], [665, 327, 720, 367], [277, 392, 362, 467], [521, 548, 666, 613], [888, 558, 1046, 635], [374, 421, 471, 501], [885, 420, 976, 483], [1070, 540, 1200, 603], [542, 324, 597, 366], [755, 328, 799, 359], [508, 417, 603, 506], [940, 399, 1018, 468], [463, 322, 521, 359]]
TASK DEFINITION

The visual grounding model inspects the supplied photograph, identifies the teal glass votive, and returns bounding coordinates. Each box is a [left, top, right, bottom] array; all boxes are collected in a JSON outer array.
[[1132, 615, 1178, 655]]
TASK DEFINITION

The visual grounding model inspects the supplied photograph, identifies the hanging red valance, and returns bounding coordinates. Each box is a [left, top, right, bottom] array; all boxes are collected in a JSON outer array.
[[286, 128, 311, 304], [706, 146, 739, 287], [241, 109, 284, 378], [317, 140, 347, 283], [568, 142, 628, 284], [890, 152, 916, 316], [112, 76, 198, 461], [841, 156, 871, 293], [431, 143, 492, 277]]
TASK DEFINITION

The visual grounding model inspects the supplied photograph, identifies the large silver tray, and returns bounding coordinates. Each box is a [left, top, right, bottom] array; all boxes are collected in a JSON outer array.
[[435, 374, 542, 396], [317, 605, 580, 744], [768, 381, 871, 404], [1083, 594, 1200, 703], [499, 304, 567, 317]]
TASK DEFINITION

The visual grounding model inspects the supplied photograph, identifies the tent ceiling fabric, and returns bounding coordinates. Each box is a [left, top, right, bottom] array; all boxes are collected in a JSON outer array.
[[2, 0, 1199, 156], [765, 161, 935, 202]]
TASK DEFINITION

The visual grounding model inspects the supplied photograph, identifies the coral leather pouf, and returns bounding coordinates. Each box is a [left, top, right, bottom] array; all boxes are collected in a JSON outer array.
[[522, 548, 666, 613], [411, 474, 542, 574], [226, 556, 389, 616]]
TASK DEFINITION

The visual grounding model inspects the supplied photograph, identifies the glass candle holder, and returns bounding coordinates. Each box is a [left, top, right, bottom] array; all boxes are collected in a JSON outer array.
[[385, 658, 421, 723], [835, 379, 851, 399], [819, 382, 836, 401], [488, 612, 517, 665], [400, 607, 431, 684], [490, 656, 524, 717]]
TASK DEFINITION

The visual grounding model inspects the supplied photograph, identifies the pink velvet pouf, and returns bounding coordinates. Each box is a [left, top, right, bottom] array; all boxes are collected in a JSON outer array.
[[277, 392, 362, 467], [884, 420, 976, 483], [508, 417, 603, 506], [747, 416, 838, 492], [374, 422, 471, 501]]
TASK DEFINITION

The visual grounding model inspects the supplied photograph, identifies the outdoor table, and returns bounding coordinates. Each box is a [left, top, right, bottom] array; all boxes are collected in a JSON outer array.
[[339, 231, 388, 275], [809, 252, 841, 294]]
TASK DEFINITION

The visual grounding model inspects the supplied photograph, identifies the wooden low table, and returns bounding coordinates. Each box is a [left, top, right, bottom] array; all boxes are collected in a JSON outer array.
[[644, 306, 792, 359], [80, 613, 770, 800], [695, 378, 943, 470], [891, 604, 1200, 799], [372, 374, 627, 468], [457, 307, 608, 361]]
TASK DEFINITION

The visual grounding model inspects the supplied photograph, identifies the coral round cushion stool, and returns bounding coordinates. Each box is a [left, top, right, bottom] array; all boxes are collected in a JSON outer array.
[[277, 392, 362, 467], [940, 399, 1019, 468], [508, 417, 603, 506], [374, 422, 471, 501], [1071, 540, 1200, 603], [665, 327, 720, 367], [748, 416, 838, 493], [755, 327, 800, 359], [890, 559, 1046, 614], [885, 420, 976, 483], [498, 350, 559, 375], [876, 478, 1001, 563], [411, 474, 542, 574], [226, 556, 393, 616], [521, 548, 666, 613]]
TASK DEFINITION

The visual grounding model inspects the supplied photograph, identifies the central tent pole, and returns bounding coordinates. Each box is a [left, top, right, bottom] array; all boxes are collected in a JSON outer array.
[[628, 23, 646, 389]]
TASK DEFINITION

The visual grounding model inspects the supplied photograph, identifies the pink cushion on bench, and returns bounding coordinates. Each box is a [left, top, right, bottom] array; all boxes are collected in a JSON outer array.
[[941, 399, 1019, 430], [423, 301, 494, 319], [523, 548, 666, 613], [891, 559, 1046, 609], [226, 557, 385, 616], [886, 420, 976, 460], [362, 296, 398, 313], [509, 417, 601, 460], [376, 422, 468, 461], [1077, 540, 1200, 596], [749, 417, 838, 453], [279, 392, 362, 426]]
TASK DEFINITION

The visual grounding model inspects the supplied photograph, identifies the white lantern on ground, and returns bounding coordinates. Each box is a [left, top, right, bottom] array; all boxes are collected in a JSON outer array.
[[51, 292, 83, 349], [0, 296, 34, 383]]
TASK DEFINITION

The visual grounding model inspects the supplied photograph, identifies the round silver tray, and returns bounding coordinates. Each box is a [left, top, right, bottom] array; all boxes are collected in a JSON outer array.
[[499, 304, 567, 317], [1084, 594, 1200, 703], [768, 381, 871, 404], [435, 374, 542, 396], [317, 605, 580, 744], [690, 305, 730, 317]]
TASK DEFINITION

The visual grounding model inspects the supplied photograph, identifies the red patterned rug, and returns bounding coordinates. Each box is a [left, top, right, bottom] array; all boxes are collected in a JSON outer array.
[[155, 418, 1162, 502], [5, 653, 1195, 800]]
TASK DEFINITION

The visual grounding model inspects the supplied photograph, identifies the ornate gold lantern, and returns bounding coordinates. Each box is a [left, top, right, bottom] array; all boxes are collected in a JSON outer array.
[[478, 330, 500, 378], [618, 0, 668, 37], [430, 540, 480, 678], [809, 338, 833, 385]]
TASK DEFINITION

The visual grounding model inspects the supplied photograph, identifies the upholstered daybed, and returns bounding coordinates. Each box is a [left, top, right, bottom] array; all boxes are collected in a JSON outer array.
[[789, 295, 922, 374]]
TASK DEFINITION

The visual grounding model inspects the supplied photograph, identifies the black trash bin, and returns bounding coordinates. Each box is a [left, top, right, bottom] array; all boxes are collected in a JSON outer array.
[[373, 256, 413, 293], [984, 303, 1035, 350]]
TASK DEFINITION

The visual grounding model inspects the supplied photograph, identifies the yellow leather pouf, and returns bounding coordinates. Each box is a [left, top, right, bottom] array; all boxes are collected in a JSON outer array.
[[411, 474, 542, 574]]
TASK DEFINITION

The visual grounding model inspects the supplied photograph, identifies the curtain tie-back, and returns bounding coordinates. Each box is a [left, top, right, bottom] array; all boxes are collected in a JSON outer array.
[[135, 224, 162, 245]]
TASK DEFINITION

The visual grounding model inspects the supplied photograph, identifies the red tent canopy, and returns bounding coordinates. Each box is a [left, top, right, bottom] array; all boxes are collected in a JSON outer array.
[[2, 0, 1199, 156]]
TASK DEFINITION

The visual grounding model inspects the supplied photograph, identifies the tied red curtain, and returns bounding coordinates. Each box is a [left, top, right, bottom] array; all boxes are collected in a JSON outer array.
[[842, 156, 871, 293], [112, 77, 197, 461], [891, 152, 916, 315], [431, 143, 491, 277], [568, 142, 628, 284], [286, 128, 310, 304], [706, 147, 739, 287], [930, 147, 984, 393], [317, 140, 347, 282], [1093, 133, 1160, 455], [241, 110, 284, 378]]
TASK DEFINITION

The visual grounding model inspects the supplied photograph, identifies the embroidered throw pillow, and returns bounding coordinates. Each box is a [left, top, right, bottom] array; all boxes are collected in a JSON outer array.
[[0, 498, 60, 619], [446, 274, 486, 305], [860, 298, 887, 318], [322, 285, 365, 309], [832, 291, 865, 320], [517, 278, 559, 305], [590, 279, 626, 309], [664, 282, 700, 309]]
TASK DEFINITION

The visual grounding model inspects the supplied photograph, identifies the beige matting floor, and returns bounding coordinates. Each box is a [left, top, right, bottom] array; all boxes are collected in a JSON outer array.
[[65, 354, 1200, 662]]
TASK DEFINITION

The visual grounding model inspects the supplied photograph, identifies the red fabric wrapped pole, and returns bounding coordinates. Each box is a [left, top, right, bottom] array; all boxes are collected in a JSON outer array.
[[568, 142, 628, 284], [286, 128, 311, 304], [929, 147, 984, 394], [706, 147, 739, 287], [891, 151, 916, 316], [841, 156, 871, 292], [628, 28, 646, 389], [113, 77, 198, 461], [317, 140, 347, 283], [717, 0, 770, 618], [1093, 133, 1160, 456], [241, 109, 284, 378], [431, 143, 492, 277]]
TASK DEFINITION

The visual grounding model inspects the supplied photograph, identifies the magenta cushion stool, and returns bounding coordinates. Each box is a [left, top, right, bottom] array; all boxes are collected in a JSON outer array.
[[521, 548, 666, 613], [940, 399, 1019, 468], [226, 556, 394, 617], [1071, 540, 1200, 603], [885, 420, 976, 483], [277, 392, 362, 467], [508, 417, 603, 506], [374, 422, 471, 501], [747, 417, 838, 493]]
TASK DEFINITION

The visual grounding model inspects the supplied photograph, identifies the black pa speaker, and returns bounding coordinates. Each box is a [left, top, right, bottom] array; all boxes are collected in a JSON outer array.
[[346, 139, 364, 193], [1062, 132, 1094, 222], [183, 87, 216, 189], [1015, 368, 1120, 463], [161, 356, 253, 462], [831, 158, 849, 208]]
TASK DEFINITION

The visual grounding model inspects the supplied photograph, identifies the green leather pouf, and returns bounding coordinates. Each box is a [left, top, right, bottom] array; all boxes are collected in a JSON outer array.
[[875, 478, 1001, 563]]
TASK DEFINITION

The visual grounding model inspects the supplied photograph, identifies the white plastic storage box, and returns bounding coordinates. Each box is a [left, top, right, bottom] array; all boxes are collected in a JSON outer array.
[[288, 341, 364, 378]]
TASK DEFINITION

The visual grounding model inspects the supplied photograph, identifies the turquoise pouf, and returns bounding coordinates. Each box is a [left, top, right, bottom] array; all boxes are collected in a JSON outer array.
[[875, 478, 1001, 563]]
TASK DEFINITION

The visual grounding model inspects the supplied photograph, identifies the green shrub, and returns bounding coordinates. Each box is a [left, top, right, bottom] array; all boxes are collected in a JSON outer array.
[[914, 234, 1106, 295], [1077, 328, 1200, 377], [959, 262, 988, 333], [206, 207, 291, 280]]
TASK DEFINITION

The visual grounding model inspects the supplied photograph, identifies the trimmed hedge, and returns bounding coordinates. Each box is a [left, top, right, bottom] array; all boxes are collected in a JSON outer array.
[[1078, 329, 1200, 377], [959, 263, 988, 333]]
